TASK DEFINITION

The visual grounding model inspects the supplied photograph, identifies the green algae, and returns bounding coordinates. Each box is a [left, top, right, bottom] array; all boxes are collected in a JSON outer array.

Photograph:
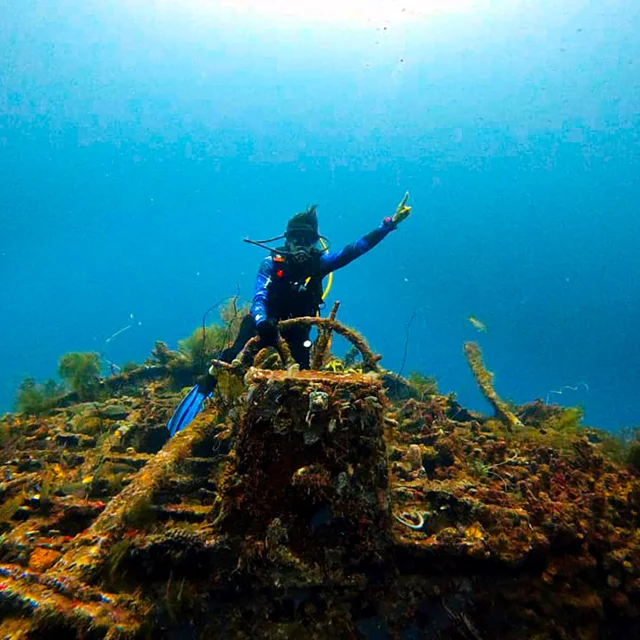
[[58, 351, 101, 400], [14, 377, 65, 415]]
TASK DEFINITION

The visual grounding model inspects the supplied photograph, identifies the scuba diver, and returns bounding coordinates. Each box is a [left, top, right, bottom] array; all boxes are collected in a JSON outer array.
[[166, 192, 412, 436]]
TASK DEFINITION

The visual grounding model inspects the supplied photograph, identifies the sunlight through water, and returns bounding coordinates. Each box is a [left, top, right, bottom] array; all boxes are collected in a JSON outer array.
[[162, 0, 483, 27]]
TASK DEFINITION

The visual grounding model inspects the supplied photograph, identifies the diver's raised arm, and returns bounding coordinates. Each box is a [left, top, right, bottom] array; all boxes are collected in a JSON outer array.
[[319, 192, 412, 275]]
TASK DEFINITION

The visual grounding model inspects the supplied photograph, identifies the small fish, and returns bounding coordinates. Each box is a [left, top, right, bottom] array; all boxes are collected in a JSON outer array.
[[468, 316, 487, 333]]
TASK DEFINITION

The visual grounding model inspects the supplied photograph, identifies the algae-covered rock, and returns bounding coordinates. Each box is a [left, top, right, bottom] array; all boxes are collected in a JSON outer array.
[[99, 404, 130, 420]]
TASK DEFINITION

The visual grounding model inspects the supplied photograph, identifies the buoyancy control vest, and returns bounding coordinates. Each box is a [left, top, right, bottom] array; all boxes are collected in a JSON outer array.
[[267, 248, 325, 320]]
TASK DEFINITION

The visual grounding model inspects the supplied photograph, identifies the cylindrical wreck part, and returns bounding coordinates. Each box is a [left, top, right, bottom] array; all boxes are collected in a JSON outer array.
[[220, 369, 392, 579]]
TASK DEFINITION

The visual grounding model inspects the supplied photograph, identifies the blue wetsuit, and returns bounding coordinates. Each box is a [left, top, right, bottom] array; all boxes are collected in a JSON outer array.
[[251, 217, 397, 325], [220, 216, 398, 368]]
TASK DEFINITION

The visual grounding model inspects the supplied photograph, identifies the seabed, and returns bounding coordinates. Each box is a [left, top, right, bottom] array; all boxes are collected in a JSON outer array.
[[1, 314, 639, 639]]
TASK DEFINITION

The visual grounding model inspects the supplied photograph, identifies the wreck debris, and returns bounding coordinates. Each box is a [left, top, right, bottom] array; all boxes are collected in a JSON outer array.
[[217, 314, 382, 375], [463, 341, 522, 430], [229, 314, 382, 373], [395, 511, 426, 530], [232, 333, 294, 369], [282, 316, 383, 372], [311, 300, 341, 370], [217, 367, 392, 581], [1, 314, 639, 638], [49, 408, 218, 584]]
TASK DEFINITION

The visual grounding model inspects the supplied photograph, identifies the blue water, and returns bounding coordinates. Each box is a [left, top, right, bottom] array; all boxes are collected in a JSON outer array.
[[1, 1, 639, 430]]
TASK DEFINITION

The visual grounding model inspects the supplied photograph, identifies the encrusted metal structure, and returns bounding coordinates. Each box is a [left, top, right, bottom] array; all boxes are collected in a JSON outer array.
[[1, 319, 639, 639]]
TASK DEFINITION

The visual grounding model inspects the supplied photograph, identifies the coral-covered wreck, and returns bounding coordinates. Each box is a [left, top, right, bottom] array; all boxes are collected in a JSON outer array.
[[1, 311, 639, 639]]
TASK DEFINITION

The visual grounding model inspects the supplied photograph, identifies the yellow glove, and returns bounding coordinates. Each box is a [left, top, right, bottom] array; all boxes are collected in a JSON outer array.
[[392, 191, 412, 225]]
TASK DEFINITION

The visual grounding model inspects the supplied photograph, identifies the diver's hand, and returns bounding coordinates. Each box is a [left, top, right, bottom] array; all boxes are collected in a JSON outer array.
[[256, 318, 279, 345], [392, 191, 412, 225]]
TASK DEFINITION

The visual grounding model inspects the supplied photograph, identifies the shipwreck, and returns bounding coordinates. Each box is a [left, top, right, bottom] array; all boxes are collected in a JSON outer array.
[[1, 308, 639, 639]]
